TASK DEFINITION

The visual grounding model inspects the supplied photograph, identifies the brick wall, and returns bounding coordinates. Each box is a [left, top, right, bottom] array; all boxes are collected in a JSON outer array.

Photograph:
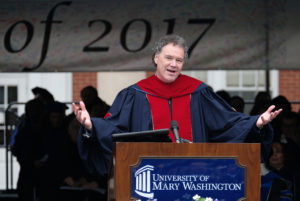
[[72, 72, 98, 101], [279, 70, 300, 112], [71, 71, 300, 112]]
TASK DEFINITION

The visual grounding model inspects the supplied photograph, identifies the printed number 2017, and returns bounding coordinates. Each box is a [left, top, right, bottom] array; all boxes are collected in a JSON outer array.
[[83, 18, 216, 58]]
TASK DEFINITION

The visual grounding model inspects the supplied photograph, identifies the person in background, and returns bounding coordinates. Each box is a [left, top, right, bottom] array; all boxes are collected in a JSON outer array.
[[267, 142, 294, 182], [261, 141, 294, 201], [250, 92, 272, 116], [280, 112, 300, 179], [35, 101, 69, 201], [14, 99, 45, 201], [216, 90, 231, 105], [231, 95, 245, 113], [31, 87, 55, 105], [80, 86, 110, 118], [271, 95, 292, 142], [61, 117, 107, 201]]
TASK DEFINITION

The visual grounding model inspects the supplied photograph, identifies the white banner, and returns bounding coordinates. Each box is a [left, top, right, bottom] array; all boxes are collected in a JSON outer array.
[[0, 0, 299, 72]]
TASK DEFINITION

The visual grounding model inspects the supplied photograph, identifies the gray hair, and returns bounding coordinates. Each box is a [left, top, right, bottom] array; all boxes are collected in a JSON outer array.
[[152, 35, 189, 66]]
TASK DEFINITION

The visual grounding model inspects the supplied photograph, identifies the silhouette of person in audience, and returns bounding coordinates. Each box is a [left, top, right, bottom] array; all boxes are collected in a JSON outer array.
[[231, 95, 245, 113], [14, 99, 45, 201], [35, 101, 69, 201], [216, 90, 231, 105], [250, 92, 271, 116], [271, 95, 292, 142], [80, 86, 110, 117], [61, 116, 107, 201], [261, 141, 294, 201]]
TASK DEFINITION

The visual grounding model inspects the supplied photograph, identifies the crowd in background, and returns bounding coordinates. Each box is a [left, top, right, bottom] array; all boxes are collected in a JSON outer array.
[[11, 86, 110, 201], [10, 85, 300, 201], [217, 90, 300, 201]]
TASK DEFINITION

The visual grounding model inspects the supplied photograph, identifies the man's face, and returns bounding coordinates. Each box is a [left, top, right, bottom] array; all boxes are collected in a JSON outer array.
[[154, 43, 184, 83]]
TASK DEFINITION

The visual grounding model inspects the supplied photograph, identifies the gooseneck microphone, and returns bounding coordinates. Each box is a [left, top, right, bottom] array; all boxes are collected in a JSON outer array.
[[170, 120, 181, 143]]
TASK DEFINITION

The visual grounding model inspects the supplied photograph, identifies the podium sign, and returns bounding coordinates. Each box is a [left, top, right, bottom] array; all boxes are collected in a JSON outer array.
[[131, 158, 245, 201], [108, 142, 260, 201]]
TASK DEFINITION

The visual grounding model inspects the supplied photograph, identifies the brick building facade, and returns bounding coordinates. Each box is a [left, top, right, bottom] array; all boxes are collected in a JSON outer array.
[[73, 71, 300, 112], [72, 72, 98, 101], [279, 70, 300, 112]]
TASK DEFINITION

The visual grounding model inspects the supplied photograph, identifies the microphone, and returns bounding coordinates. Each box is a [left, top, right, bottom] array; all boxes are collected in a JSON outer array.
[[170, 120, 181, 143]]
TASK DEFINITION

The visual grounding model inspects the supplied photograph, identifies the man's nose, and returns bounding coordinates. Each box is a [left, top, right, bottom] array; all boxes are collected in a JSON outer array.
[[170, 59, 177, 66]]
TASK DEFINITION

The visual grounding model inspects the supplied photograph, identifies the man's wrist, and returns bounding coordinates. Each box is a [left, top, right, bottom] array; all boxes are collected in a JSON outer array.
[[81, 125, 93, 138], [257, 125, 263, 130], [256, 115, 264, 129], [83, 129, 92, 138], [86, 125, 92, 132]]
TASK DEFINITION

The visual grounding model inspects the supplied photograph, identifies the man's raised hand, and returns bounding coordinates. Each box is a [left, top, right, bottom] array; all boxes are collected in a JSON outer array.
[[72, 101, 92, 131]]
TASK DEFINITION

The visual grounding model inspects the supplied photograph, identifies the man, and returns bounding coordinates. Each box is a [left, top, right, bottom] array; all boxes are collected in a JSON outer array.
[[73, 35, 281, 178]]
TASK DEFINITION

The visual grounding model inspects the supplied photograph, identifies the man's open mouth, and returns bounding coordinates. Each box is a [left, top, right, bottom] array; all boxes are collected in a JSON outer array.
[[167, 69, 176, 73]]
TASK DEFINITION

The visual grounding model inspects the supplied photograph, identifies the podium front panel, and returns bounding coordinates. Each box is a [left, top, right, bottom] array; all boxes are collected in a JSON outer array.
[[109, 142, 260, 201]]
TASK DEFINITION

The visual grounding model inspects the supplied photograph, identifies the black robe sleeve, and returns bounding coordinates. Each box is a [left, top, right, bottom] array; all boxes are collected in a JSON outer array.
[[77, 87, 136, 178], [191, 84, 273, 161]]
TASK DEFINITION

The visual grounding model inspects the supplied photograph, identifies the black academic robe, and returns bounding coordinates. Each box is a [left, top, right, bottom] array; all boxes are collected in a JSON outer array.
[[78, 74, 273, 177]]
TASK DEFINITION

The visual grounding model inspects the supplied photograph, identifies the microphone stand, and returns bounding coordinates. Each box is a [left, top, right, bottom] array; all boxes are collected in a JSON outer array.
[[170, 120, 191, 143]]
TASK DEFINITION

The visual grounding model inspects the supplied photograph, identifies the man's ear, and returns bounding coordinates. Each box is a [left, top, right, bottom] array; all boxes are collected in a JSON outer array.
[[154, 54, 158, 65]]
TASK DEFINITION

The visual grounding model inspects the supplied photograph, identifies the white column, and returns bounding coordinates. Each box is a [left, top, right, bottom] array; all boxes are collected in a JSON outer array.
[[139, 174, 142, 190], [147, 170, 151, 192], [143, 172, 146, 191], [136, 175, 139, 190]]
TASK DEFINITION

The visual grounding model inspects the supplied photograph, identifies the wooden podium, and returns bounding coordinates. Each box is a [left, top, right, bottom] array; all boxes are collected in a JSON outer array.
[[108, 142, 261, 201]]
